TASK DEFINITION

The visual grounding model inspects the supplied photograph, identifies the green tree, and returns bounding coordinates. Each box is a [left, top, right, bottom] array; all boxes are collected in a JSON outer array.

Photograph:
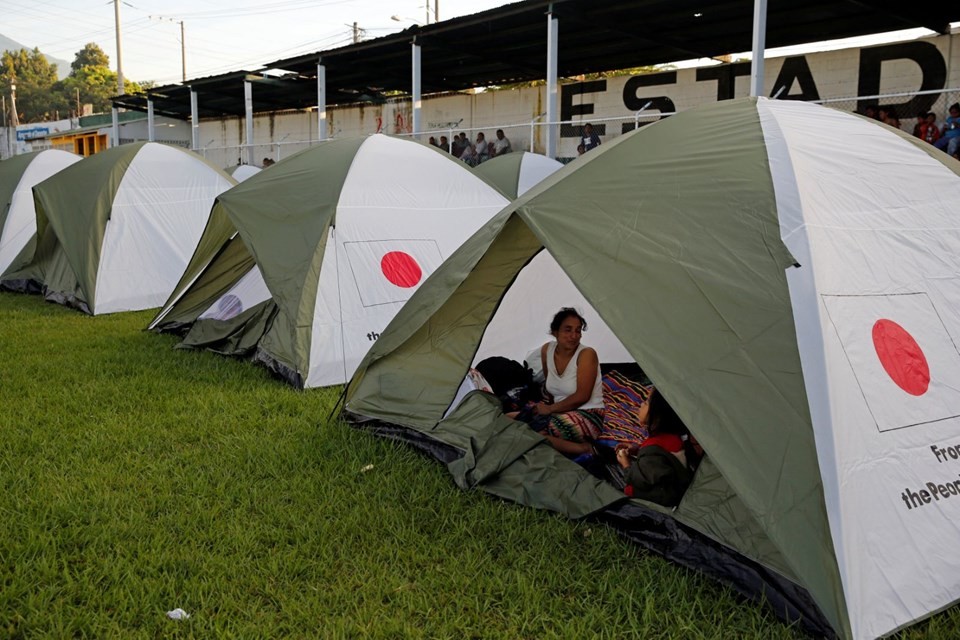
[[58, 42, 142, 114], [0, 48, 68, 122], [70, 42, 110, 73]]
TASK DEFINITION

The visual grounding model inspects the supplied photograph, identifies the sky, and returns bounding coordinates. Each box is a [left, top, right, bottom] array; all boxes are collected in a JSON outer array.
[[1, 0, 511, 85], [0, 0, 951, 87]]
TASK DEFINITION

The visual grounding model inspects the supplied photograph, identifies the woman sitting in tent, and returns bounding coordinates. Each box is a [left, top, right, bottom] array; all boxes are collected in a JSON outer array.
[[513, 307, 605, 457], [614, 387, 699, 506]]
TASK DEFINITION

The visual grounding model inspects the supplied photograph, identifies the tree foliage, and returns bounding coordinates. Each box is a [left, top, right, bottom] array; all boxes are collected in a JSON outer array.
[[71, 43, 110, 73], [60, 43, 141, 114], [2, 42, 143, 123], [1, 48, 68, 122]]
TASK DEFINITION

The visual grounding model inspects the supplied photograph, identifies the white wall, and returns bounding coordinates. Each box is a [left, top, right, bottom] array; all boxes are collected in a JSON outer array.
[[114, 115, 191, 147], [191, 33, 960, 167]]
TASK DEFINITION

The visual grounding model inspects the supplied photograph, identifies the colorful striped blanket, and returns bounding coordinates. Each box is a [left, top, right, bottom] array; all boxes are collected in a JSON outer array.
[[597, 370, 651, 449]]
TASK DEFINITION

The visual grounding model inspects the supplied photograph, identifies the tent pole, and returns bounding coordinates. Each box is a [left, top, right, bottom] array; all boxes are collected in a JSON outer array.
[[412, 38, 422, 138], [545, 7, 558, 159], [190, 88, 199, 151], [147, 98, 155, 142], [244, 80, 255, 165], [317, 58, 327, 141], [749, 0, 768, 97]]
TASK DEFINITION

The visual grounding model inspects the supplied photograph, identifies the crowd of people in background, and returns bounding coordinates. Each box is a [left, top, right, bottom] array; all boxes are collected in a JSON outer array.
[[862, 102, 960, 158], [428, 123, 604, 163], [428, 129, 514, 165]]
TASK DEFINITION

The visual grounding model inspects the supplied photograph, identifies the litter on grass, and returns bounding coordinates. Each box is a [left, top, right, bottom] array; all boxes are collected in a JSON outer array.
[[166, 608, 191, 620]]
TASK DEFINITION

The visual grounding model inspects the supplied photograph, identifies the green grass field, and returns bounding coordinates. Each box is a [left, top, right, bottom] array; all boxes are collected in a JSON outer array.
[[1, 293, 956, 639]]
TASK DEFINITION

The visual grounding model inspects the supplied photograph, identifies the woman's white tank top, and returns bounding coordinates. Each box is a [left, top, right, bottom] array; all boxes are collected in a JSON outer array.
[[544, 342, 604, 410]]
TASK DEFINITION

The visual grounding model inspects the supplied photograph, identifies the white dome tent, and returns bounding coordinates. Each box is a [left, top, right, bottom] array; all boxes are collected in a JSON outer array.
[[1, 142, 237, 314], [0, 149, 82, 276], [150, 135, 587, 388]]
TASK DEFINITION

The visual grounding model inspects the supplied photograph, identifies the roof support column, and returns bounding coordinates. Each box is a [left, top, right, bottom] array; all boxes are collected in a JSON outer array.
[[545, 8, 559, 159], [111, 107, 120, 148], [749, 0, 768, 97], [317, 59, 327, 141], [190, 88, 200, 151], [411, 38, 422, 138], [244, 79, 255, 165], [147, 98, 155, 142]]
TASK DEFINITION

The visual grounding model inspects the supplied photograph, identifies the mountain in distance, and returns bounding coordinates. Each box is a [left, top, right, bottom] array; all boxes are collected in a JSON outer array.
[[0, 33, 71, 80]]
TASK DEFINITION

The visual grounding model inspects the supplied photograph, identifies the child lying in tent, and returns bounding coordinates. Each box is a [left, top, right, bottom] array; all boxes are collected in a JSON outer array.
[[613, 387, 701, 507]]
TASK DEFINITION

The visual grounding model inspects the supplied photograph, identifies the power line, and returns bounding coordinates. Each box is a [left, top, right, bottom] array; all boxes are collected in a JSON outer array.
[[144, 32, 357, 84]]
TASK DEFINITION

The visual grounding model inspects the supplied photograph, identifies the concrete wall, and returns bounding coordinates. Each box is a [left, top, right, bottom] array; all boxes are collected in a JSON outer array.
[[192, 33, 960, 168]]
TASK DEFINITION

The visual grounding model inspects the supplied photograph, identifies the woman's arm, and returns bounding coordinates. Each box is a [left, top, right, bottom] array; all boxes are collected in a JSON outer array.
[[536, 347, 598, 415]]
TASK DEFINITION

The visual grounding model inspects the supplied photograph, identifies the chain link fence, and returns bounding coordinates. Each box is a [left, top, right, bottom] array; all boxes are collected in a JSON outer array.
[[813, 88, 960, 128], [188, 87, 960, 168], [199, 139, 327, 170], [376, 113, 670, 164]]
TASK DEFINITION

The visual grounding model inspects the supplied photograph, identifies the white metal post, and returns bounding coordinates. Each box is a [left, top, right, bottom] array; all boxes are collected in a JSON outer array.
[[111, 107, 120, 147], [147, 98, 155, 142], [114, 0, 125, 96], [412, 40, 422, 137], [749, 0, 768, 97], [190, 88, 199, 151], [244, 80, 255, 165], [545, 11, 559, 158], [317, 60, 327, 141]]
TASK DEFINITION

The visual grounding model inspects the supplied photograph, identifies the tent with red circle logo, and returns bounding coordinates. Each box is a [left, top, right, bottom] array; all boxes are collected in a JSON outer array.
[[149, 134, 511, 388], [344, 98, 960, 639]]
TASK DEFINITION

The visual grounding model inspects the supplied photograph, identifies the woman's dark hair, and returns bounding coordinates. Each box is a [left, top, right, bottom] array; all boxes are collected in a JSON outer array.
[[550, 307, 587, 333], [646, 388, 687, 436]]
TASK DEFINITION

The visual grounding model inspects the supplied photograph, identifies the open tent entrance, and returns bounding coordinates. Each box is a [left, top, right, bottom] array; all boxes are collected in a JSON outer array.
[[346, 208, 830, 635], [471, 248, 632, 368]]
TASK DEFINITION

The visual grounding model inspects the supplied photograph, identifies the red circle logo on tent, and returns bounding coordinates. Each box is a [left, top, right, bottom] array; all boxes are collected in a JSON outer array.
[[872, 319, 930, 396], [381, 251, 422, 288]]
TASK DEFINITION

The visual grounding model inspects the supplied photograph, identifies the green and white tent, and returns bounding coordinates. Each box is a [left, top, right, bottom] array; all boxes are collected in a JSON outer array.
[[344, 98, 960, 639], [225, 164, 261, 182], [0, 149, 81, 275], [150, 135, 510, 388], [0, 142, 236, 315], [473, 151, 562, 198]]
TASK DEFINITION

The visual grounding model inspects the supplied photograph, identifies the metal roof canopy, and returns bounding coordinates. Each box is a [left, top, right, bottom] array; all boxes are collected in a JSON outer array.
[[111, 0, 959, 120]]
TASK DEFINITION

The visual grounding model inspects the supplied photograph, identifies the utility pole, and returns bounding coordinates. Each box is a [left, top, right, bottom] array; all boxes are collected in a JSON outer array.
[[10, 83, 18, 128], [150, 15, 187, 82], [1, 94, 6, 159], [114, 0, 125, 95], [9, 83, 19, 156], [353, 22, 360, 44], [434, 0, 439, 22], [180, 20, 186, 81]]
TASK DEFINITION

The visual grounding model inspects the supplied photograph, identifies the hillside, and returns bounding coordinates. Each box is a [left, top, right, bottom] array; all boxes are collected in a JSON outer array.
[[0, 33, 70, 80]]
